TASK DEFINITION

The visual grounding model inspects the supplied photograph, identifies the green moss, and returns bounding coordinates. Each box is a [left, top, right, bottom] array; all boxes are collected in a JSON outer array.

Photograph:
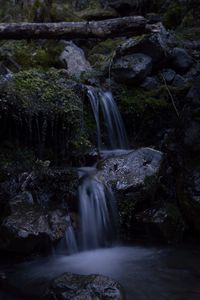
[[88, 38, 123, 72], [0, 40, 63, 70], [181, 9, 200, 28], [7, 69, 82, 119], [0, 143, 36, 180], [90, 39, 123, 56], [116, 86, 169, 115], [175, 27, 200, 41], [0, 69, 93, 160], [163, 4, 183, 29]]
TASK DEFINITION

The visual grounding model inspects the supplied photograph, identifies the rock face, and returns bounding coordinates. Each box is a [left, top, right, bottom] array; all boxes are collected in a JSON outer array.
[[112, 53, 152, 84], [44, 273, 125, 300], [0, 169, 79, 254], [96, 148, 165, 241], [0, 206, 67, 254], [60, 41, 92, 78]]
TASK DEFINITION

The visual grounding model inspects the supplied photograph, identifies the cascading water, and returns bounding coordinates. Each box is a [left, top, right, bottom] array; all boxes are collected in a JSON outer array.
[[87, 87, 128, 150], [78, 174, 116, 250], [57, 216, 78, 255], [65, 87, 128, 253], [65, 223, 78, 254]]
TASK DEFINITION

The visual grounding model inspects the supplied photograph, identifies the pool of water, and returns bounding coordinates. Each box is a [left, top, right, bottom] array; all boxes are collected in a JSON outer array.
[[1, 245, 200, 299]]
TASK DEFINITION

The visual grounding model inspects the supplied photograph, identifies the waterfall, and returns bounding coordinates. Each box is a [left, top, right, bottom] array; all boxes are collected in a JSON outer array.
[[57, 216, 78, 255], [79, 175, 116, 250], [87, 87, 128, 150], [65, 223, 78, 254]]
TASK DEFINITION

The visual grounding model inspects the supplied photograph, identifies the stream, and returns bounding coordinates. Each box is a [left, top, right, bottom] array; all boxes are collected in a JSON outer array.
[[1, 244, 200, 300], [1, 88, 200, 300]]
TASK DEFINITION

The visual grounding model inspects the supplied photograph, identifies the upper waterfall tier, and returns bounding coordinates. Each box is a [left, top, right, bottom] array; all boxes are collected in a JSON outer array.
[[87, 87, 128, 150]]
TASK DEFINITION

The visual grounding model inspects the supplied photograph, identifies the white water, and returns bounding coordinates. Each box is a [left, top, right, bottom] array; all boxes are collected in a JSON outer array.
[[65, 224, 78, 254], [79, 175, 116, 250], [57, 216, 78, 255], [5, 245, 200, 300], [88, 87, 128, 150]]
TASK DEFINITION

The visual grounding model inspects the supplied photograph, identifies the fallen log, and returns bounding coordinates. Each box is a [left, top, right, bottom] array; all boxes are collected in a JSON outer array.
[[0, 16, 147, 40]]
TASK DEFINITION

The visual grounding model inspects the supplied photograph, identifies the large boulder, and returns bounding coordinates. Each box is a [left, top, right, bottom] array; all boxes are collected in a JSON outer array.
[[60, 41, 92, 78], [96, 148, 164, 241], [112, 53, 152, 84], [0, 205, 68, 254], [44, 273, 125, 300], [97, 148, 163, 193], [0, 169, 79, 254], [115, 32, 170, 66]]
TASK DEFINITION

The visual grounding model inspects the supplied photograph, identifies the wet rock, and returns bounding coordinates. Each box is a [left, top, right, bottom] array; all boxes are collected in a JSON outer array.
[[161, 68, 176, 83], [140, 76, 159, 90], [97, 148, 163, 193], [134, 204, 186, 243], [0, 169, 79, 254], [171, 48, 193, 74], [96, 148, 164, 241], [112, 53, 152, 84], [0, 207, 68, 254], [172, 74, 187, 87], [44, 273, 125, 300], [60, 41, 92, 78]]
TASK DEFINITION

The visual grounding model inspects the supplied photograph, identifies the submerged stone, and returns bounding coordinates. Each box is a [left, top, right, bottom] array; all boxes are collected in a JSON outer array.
[[44, 273, 126, 300]]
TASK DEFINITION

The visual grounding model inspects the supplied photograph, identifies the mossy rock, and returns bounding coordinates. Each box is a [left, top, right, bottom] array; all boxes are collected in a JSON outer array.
[[0, 40, 63, 71], [0, 69, 92, 162], [88, 38, 123, 72]]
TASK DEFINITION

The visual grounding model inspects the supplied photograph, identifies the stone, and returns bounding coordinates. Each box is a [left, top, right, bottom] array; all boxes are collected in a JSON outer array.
[[140, 76, 159, 90], [115, 33, 170, 65], [60, 41, 92, 78], [134, 204, 185, 242], [171, 48, 193, 74], [172, 74, 187, 87], [0, 169, 79, 254], [0, 206, 68, 254], [112, 53, 152, 84], [97, 147, 163, 193], [161, 68, 176, 83], [44, 273, 126, 300]]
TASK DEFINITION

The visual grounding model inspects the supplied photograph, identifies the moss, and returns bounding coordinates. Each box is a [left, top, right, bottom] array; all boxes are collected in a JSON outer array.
[[0, 69, 93, 161], [116, 86, 169, 115], [0, 40, 63, 71], [7, 69, 81, 118], [163, 4, 183, 29], [175, 27, 200, 41], [181, 9, 200, 28], [90, 39, 123, 56], [88, 39, 123, 72], [0, 143, 36, 180]]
